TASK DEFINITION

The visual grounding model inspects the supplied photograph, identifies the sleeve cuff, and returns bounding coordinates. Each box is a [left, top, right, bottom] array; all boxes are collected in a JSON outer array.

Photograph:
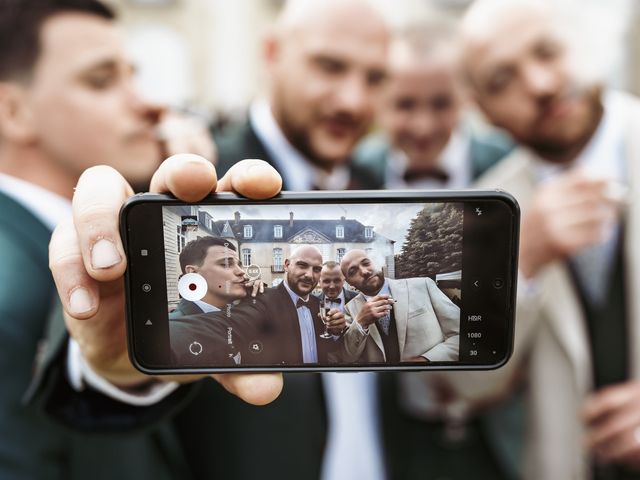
[[66, 338, 179, 407], [354, 321, 370, 336]]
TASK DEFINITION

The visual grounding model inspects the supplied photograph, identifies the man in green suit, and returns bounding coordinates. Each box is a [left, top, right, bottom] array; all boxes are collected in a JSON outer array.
[[0, 1, 280, 478]]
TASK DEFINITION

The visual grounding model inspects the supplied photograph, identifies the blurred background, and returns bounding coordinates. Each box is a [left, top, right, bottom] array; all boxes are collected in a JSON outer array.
[[109, 0, 640, 128]]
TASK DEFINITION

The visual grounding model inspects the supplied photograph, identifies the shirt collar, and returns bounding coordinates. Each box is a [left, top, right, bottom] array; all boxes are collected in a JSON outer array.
[[386, 128, 471, 189], [249, 99, 351, 191], [532, 90, 628, 185], [283, 279, 310, 306], [0, 173, 71, 231], [193, 300, 221, 314]]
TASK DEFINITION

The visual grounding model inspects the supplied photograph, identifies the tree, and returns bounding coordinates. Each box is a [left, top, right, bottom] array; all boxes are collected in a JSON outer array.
[[395, 203, 463, 278]]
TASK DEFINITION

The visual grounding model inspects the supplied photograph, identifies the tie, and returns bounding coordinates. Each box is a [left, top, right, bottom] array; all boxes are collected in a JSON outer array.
[[296, 298, 308, 309], [570, 224, 620, 307], [377, 312, 391, 336], [327, 297, 342, 304]]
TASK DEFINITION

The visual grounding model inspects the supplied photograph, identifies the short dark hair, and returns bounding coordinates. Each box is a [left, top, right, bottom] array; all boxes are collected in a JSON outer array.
[[322, 260, 340, 270], [0, 0, 115, 81], [179, 237, 237, 273]]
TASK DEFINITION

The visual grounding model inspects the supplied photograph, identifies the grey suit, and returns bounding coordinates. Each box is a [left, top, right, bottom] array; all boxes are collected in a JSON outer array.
[[343, 277, 460, 363]]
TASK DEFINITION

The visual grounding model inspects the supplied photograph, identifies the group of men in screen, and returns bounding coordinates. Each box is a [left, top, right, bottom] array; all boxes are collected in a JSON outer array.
[[169, 237, 460, 366]]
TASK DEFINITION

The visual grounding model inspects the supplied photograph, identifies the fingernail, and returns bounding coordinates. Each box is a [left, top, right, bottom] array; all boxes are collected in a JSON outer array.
[[69, 287, 93, 315], [91, 238, 121, 269]]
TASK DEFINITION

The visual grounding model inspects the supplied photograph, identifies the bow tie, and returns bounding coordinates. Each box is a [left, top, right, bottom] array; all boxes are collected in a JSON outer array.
[[296, 298, 309, 309], [326, 297, 342, 304], [403, 167, 450, 184]]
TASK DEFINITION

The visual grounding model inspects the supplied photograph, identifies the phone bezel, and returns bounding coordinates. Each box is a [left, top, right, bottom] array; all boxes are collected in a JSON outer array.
[[120, 189, 520, 374]]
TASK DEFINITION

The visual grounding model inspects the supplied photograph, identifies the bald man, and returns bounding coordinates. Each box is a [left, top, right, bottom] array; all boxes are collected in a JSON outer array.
[[356, 18, 512, 189], [171, 245, 346, 365], [214, 0, 389, 190], [340, 249, 460, 363], [427, 1, 640, 479]]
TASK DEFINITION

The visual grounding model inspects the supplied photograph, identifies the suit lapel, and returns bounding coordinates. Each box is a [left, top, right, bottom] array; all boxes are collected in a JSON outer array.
[[351, 293, 386, 360], [388, 280, 408, 359], [478, 152, 592, 389], [624, 102, 640, 379], [275, 283, 304, 361]]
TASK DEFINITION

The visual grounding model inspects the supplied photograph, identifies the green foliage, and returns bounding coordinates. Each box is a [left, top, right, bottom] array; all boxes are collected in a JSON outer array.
[[395, 203, 463, 278]]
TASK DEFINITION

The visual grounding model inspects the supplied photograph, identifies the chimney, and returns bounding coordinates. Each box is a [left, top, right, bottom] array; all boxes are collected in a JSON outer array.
[[340, 216, 346, 222], [289, 211, 294, 227], [234, 211, 241, 225]]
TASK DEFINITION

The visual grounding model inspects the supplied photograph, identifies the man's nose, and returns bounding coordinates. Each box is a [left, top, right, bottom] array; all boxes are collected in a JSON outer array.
[[334, 74, 370, 114], [522, 60, 559, 98], [125, 81, 165, 123]]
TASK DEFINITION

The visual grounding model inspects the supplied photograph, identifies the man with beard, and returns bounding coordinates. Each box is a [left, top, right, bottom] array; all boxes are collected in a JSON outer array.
[[340, 249, 460, 363], [427, 1, 640, 479], [213, 0, 388, 191]]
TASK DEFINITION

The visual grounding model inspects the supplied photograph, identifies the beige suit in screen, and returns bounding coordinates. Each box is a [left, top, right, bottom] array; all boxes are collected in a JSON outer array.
[[342, 277, 460, 362]]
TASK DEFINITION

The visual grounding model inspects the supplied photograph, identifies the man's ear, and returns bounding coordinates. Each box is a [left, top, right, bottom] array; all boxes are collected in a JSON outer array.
[[262, 29, 282, 74], [0, 83, 36, 144], [284, 258, 290, 271], [185, 265, 198, 274]]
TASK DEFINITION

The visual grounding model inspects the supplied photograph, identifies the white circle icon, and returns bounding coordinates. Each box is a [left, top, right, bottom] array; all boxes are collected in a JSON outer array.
[[178, 273, 208, 301]]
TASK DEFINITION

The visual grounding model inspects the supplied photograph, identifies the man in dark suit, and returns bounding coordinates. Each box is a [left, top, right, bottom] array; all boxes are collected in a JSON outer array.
[[316, 260, 358, 312], [0, 1, 210, 477], [170, 245, 346, 366], [213, 0, 389, 192]]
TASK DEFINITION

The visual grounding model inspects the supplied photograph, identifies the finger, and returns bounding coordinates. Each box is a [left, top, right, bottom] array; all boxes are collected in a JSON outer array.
[[73, 166, 133, 282], [49, 219, 100, 319], [594, 427, 640, 464], [251, 281, 260, 298], [586, 401, 640, 450], [212, 372, 283, 406], [584, 384, 640, 422], [149, 153, 217, 202], [216, 159, 282, 199], [259, 282, 264, 294]]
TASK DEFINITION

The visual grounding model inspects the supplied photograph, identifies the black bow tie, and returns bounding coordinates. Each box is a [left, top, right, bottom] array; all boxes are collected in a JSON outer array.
[[326, 297, 342, 304], [296, 298, 309, 309], [403, 167, 450, 184]]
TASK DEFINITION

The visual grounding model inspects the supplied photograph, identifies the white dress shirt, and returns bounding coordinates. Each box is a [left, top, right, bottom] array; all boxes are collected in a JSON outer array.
[[283, 280, 319, 363]]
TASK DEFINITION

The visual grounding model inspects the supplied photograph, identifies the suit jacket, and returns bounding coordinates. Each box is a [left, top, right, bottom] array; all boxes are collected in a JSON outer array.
[[343, 277, 460, 363], [214, 120, 384, 190], [430, 91, 640, 480], [0, 191, 189, 480], [170, 283, 337, 365], [169, 298, 204, 318]]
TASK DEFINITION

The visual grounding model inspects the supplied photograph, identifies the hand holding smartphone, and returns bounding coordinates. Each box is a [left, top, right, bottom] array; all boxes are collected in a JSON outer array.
[[121, 190, 520, 374]]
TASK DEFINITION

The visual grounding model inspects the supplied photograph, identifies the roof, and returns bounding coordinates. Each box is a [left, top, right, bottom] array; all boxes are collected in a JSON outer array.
[[212, 218, 393, 244]]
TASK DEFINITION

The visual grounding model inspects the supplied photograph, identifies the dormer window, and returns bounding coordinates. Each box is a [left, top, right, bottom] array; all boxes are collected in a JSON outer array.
[[336, 225, 344, 239], [274, 225, 283, 238], [365, 226, 373, 238], [244, 225, 253, 238]]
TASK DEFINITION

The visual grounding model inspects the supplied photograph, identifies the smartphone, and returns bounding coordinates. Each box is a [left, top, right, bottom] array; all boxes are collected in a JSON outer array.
[[121, 190, 519, 374]]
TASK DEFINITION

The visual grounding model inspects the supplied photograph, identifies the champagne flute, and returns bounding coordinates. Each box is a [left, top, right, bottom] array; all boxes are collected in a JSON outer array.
[[319, 300, 333, 339]]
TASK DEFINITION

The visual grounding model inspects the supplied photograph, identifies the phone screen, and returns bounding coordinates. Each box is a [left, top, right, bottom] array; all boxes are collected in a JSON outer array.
[[122, 191, 518, 373]]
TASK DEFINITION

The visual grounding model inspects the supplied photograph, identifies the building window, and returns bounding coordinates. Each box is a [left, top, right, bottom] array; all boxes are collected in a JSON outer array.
[[336, 225, 344, 239], [365, 226, 373, 238], [274, 225, 283, 238], [242, 248, 252, 266], [244, 225, 253, 238], [336, 248, 346, 262], [273, 248, 284, 271], [176, 226, 186, 252]]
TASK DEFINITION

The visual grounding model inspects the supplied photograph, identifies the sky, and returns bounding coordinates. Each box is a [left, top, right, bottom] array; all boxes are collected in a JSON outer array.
[[195, 202, 458, 253]]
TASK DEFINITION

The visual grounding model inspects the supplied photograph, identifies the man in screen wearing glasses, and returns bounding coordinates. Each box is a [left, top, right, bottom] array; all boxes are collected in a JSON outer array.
[[340, 249, 460, 363]]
